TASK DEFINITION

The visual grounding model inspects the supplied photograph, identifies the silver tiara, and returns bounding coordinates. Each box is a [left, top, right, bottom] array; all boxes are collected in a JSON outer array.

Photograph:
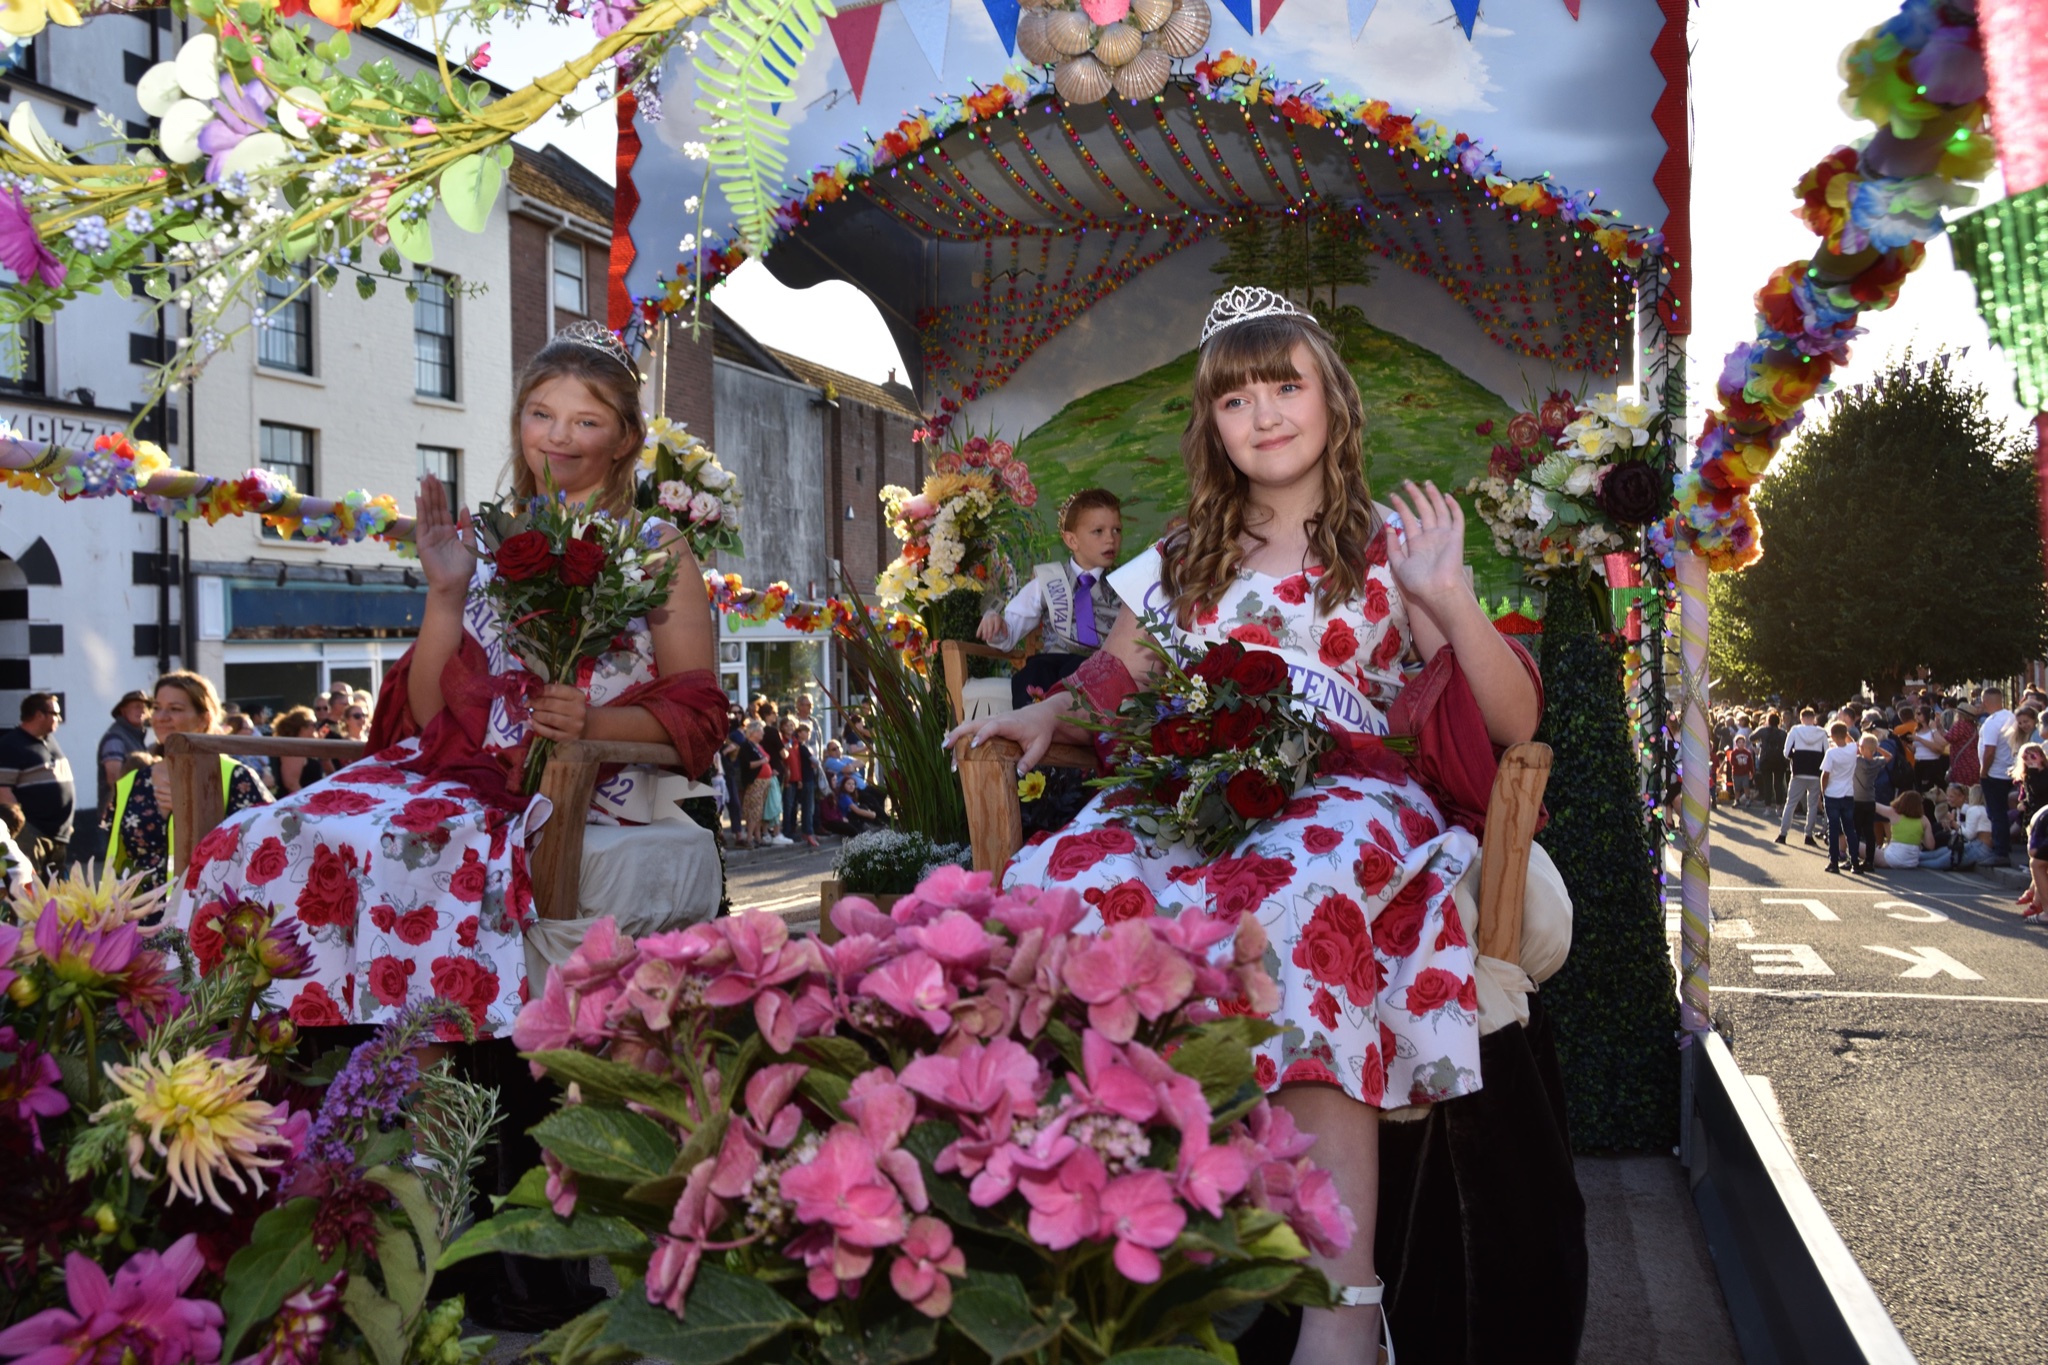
[[1200, 286, 1318, 346], [554, 320, 643, 384]]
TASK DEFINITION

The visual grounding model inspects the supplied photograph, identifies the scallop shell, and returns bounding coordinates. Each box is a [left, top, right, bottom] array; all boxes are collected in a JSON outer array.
[[1017, 10, 1061, 64], [1045, 9, 1098, 56], [1156, 0, 1210, 57], [1130, 0, 1172, 31], [1111, 47, 1171, 99], [1054, 53, 1114, 103], [1092, 21, 1142, 68]]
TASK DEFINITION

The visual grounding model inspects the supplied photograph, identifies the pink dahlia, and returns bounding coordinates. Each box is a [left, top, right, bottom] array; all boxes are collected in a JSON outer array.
[[0, 1235, 223, 1365]]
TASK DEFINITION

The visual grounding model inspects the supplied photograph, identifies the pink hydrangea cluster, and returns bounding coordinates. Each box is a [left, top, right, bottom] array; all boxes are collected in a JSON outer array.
[[511, 866, 1351, 1327]]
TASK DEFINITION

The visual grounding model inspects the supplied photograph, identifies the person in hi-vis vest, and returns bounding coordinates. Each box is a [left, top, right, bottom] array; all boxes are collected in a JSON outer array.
[[979, 489, 1126, 710]]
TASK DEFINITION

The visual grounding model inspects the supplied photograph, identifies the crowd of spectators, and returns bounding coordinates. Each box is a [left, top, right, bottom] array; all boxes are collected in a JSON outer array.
[[717, 693, 886, 850], [1711, 683, 2048, 881]]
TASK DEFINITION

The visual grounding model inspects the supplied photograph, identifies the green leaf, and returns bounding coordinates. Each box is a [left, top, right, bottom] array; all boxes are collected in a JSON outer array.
[[1170, 1017, 1282, 1111], [817, 1313, 937, 1364], [1099, 1351, 1227, 1365], [534, 1301, 639, 1365], [218, 1198, 343, 1357], [386, 207, 433, 265], [532, 1105, 679, 1185], [355, 274, 377, 300], [799, 1067, 850, 1119], [363, 1167, 442, 1318], [597, 1265, 804, 1364], [1137, 1261, 1308, 1343], [378, 246, 402, 275], [947, 1271, 1067, 1363], [1042, 1017, 1085, 1073], [341, 1274, 408, 1365], [439, 153, 503, 234], [501, 1163, 552, 1210], [438, 1206, 650, 1270], [793, 1035, 871, 1076], [525, 1049, 699, 1126], [368, 1210, 429, 1324]]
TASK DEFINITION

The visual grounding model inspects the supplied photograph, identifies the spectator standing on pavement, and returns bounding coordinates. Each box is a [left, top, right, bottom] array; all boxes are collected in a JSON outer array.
[[1755, 711, 1789, 809], [1979, 687, 2017, 863], [757, 707, 789, 846], [1946, 695, 1982, 792], [340, 701, 371, 744], [87, 690, 151, 866], [780, 716, 820, 848], [737, 718, 771, 847], [719, 709, 750, 846], [270, 707, 328, 794], [1728, 735, 1756, 807], [1851, 733, 1889, 873], [1909, 705, 1950, 792], [2018, 742, 2048, 830], [1819, 722, 1860, 874], [0, 693, 74, 877], [1778, 707, 1830, 845]]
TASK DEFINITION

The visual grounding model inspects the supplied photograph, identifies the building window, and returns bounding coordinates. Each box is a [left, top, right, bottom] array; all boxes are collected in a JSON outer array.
[[414, 270, 456, 399], [417, 445, 459, 508], [257, 267, 312, 374], [0, 321, 41, 394], [552, 237, 586, 316], [259, 422, 313, 540]]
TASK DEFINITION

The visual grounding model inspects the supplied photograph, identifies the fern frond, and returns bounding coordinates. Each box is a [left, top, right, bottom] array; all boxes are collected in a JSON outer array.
[[693, 0, 833, 250]]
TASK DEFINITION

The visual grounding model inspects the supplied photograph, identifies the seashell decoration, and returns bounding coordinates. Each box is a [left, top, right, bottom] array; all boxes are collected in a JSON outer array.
[[1044, 8, 1098, 56], [1053, 52, 1115, 103], [1017, 10, 1060, 65], [1130, 0, 1172, 32], [1111, 47, 1171, 100], [1156, 0, 1210, 59], [1092, 21, 1142, 69]]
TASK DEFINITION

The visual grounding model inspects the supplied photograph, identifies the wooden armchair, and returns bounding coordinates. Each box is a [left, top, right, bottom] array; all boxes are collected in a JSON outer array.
[[165, 733, 692, 922], [938, 639, 1553, 960]]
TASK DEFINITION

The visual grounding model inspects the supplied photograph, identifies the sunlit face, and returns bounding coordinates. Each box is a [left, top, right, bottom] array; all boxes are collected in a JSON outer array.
[[520, 375, 636, 503], [118, 699, 149, 728], [1062, 508, 1123, 571], [152, 685, 209, 743], [1211, 342, 1330, 495]]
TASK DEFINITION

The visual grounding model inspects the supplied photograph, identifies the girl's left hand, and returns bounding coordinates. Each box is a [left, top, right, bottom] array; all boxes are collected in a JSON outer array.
[[1385, 479, 1467, 606], [530, 684, 589, 743]]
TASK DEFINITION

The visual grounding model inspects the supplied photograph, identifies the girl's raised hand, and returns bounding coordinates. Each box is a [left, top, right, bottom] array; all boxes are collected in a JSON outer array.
[[1384, 479, 1467, 607], [414, 474, 478, 594]]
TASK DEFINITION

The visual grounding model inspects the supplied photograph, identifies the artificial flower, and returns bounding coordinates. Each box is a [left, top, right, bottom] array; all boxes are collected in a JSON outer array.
[[0, 188, 64, 290], [0, 0, 80, 40]]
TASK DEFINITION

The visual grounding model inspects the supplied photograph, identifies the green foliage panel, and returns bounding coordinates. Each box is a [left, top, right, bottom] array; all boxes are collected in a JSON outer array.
[[1536, 580, 1679, 1151], [1016, 321, 1521, 598]]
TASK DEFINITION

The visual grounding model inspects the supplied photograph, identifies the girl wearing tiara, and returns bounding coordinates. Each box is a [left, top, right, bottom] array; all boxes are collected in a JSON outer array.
[[950, 289, 1541, 1363], [978, 487, 1126, 709], [178, 324, 729, 1039]]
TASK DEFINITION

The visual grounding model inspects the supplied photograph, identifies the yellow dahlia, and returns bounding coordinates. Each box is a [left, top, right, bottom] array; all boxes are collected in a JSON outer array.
[[98, 1051, 296, 1211], [9, 863, 165, 947]]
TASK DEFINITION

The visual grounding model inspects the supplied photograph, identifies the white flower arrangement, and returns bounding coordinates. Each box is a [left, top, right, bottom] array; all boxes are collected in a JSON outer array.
[[876, 446, 1036, 610], [638, 415, 742, 558]]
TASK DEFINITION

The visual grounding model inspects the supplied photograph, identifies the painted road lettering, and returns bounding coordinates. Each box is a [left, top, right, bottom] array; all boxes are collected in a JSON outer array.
[[1863, 945, 1983, 981], [1737, 943, 1834, 976], [1762, 897, 1839, 922], [1875, 900, 1949, 923]]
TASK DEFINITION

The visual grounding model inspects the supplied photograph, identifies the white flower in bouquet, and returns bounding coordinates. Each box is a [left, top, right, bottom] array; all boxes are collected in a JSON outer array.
[[1563, 460, 1602, 497], [688, 491, 722, 524]]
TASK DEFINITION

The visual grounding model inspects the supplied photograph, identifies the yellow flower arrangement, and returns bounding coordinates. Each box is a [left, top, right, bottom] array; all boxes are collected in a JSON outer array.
[[98, 1051, 296, 1211], [7, 864, 165, 950]]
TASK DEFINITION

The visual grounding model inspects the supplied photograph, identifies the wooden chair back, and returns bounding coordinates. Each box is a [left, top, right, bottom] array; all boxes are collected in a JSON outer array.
[[165, 733, 687, 922]]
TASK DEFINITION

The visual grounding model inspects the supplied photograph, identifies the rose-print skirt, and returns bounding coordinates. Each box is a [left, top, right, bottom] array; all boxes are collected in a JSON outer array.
[[180, 737, 537, 1039], [1005, 770, 1482, 1108]]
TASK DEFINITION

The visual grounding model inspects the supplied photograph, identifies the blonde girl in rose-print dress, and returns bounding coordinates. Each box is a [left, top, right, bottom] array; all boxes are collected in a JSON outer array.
[[946, 290, 1540, 1365]]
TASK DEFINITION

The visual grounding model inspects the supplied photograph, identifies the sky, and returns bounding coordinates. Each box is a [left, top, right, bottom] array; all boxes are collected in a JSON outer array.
[[474, 0, 2033, 431]]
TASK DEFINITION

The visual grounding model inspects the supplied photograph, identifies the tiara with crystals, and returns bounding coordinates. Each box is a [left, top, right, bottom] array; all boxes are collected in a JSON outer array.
[[1200, 286, 1319, 346], [554, 320, 643, 384]]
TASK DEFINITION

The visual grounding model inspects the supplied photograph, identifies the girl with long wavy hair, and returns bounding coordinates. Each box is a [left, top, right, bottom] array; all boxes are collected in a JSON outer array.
[[950, 290, 1541, 1365]]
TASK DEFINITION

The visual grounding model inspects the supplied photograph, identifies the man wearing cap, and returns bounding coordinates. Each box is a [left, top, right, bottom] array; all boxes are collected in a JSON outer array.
[[84, 690, 152, 866]]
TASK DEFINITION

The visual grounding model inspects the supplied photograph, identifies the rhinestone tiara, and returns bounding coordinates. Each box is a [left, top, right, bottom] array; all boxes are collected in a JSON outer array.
[[1200, 286, 1319, 346], [553, 320, 643, 384]]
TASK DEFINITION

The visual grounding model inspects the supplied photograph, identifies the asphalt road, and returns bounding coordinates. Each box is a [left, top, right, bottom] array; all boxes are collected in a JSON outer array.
[[1696, 802, 2048, 1365]]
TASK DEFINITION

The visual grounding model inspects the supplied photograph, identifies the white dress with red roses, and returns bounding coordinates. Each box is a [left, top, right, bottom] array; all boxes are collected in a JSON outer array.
[[177, 558, 672, 1038], [1004, 532, 1484, 1109]]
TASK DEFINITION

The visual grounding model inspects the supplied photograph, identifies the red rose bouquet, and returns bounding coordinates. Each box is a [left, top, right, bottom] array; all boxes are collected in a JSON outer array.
[[471, 493, 683, 792], [1075, 637, 1408, 860]]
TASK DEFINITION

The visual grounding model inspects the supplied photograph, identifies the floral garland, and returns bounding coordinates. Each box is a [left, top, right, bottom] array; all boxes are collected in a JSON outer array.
[[1460, 391, 1669, 582], [1675, 0, 1995, 571], [703, 572, 931, 662], [876, 435, 1039, 609]]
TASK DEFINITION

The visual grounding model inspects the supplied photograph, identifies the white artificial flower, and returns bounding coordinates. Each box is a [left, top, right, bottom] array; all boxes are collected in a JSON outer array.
[[1527, 488, 1555, 530], [1564, 461, 1601, 497], [687, 491, 721, 523], [657, 479, 691, 512]]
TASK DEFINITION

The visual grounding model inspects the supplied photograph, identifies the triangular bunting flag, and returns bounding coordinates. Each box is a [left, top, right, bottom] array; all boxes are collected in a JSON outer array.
[[1258, 0, 1283, 30], [981, 0, 1021, 54], [1346, 0, 1378, 37], [1217, 0, 1254, 34], [1450, 0, 1479, 38], [826, 5, 883, 101], [1563, 0, 1580, 15], [897, 0, 953, 78]]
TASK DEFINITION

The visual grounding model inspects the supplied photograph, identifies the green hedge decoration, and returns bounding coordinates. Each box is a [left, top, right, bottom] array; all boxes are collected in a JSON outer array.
[[1534, 577, 1678, 1151]]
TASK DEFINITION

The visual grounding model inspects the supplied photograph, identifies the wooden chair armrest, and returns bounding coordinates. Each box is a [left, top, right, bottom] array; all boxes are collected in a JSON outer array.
[[556, 739, 685, 768], [1476, 742, 1552, 965], [956, 736, 1099, 876], [528, 739, 689, 923], [164, 733, 372, 879], [167, 733, 370, 762]]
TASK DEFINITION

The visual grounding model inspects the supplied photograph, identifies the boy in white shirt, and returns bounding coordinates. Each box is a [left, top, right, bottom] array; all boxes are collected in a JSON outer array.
[[1818, 722, 1861, 873], [1777, 707, 1831, 845], [979, 489, 1125, 710], [1978, 687, 2018, 863]]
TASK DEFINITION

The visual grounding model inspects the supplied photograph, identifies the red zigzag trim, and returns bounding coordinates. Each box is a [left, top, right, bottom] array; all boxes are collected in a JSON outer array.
[[1650, 0, 1691, 335], [610, 90, 642, 333]]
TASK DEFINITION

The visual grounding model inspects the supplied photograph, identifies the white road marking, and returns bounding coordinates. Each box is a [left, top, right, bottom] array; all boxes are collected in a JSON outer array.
[[1763, 897, 1839, 922], [1714, 986, 2048, 1005], [1863, 945, 1983, 981], [1743, 1074, 1797, 1160], [1737, 943, 1835, 976], [1875, 900, 1949, 923], [1713, 917, 1757, 939]]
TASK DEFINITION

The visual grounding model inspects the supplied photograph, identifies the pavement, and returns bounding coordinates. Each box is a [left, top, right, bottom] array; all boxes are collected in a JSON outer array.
[[1685, 800, 2048, 1365]]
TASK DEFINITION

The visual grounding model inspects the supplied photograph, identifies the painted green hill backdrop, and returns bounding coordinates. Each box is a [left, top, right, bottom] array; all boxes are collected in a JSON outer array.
[[1016, 319, 1524, 599]]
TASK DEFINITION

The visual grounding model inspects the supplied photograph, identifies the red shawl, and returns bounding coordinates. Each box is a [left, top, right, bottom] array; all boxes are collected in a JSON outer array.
[[365, 638, 728, 816], [1384, 636, 1547, 837]]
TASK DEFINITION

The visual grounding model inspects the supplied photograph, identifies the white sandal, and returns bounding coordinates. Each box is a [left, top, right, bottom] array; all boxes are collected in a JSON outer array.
[[1332, 1278, 1395, 1365]]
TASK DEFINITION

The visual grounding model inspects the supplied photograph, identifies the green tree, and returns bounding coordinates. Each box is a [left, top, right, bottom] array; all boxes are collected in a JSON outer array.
[[1210, 208, 1376, 316], [1712, 356, 2047, 700]]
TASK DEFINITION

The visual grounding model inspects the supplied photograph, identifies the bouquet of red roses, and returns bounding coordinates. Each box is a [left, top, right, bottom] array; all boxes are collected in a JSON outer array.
[[1076, 637, 1407, 860], [472, 493, 681, 792]]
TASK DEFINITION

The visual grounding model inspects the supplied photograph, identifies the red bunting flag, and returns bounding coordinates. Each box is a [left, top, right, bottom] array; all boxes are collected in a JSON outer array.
[[1259, 0, 1284, 30], [826, 5, 883, 102]]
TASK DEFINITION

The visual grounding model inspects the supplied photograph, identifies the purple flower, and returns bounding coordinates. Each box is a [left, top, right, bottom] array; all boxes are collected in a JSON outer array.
[[232, 1273, 344, 1365], [196, 74, 274, 183], [0, 1026, 68, 1151], [585, 0, 637, 36], [0, 1236, 223, 1365], [0, 188, 65, 289], [1909, 25, 1987, 106]]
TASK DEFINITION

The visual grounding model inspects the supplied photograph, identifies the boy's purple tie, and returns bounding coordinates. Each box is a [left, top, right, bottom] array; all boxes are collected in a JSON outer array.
[[1074, 573, 1100, 647]]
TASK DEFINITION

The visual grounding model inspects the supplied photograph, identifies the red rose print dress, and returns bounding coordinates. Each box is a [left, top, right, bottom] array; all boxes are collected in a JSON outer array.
[[1005, 532, 1484, 1109], [176, 559, 675, 1038]]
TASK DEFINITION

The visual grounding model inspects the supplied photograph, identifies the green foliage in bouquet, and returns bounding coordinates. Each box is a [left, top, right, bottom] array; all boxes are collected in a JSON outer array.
[[831, 576, 967, 846], [634, 416, 745, 561], [1533, 578, 1678, 1151]]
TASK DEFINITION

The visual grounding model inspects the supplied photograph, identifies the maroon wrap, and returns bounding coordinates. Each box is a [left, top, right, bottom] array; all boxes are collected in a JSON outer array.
[[1062, 649, 1139, 768], [1384, 636, 1547, 837], [365, 639, 728, 816]]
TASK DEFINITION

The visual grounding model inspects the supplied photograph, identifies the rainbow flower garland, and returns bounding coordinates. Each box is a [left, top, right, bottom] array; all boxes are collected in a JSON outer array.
[[1675, 0, 1995, 572]]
